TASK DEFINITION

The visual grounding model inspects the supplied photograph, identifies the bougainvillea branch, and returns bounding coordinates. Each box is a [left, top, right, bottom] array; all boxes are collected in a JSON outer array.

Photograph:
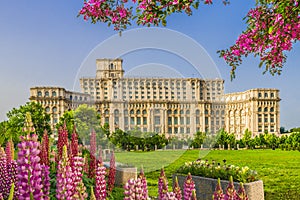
[[79, 0, 230, 31], [80, 0, 299, 77]]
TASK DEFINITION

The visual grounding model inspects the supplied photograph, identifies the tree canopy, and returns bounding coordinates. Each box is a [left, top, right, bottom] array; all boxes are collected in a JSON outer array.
[[79, 0, 300, 78], [0, 102, 51, 145]]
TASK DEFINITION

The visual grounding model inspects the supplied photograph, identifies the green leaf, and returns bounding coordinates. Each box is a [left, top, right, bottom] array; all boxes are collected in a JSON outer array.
[[268, 26, 273, 34]]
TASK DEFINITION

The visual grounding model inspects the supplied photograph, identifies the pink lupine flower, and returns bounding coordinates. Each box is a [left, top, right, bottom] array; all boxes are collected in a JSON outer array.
[[56, 145, 74, 199], [158, 168, 168, 200], [138, 168, 148, 199], [225, 176, 237, 200], [95, 160, 107, 200], [213, 178, 225, 200], [108, 151, 116, 192], [73, 156, 88, 199], [183, 173, 195, 200], [235, 183, 249, 200], [173, 176, 182, 200]]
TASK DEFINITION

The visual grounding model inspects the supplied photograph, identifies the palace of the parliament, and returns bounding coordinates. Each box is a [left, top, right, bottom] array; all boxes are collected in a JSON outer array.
[[29, 59, 280, 139]]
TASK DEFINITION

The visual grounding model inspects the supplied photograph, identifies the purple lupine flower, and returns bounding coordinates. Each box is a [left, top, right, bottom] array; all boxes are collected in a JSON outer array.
[[183, 173, 195, 200], [56, 145, 74, 199], [0, 148, 9, 199], [158, 168, 168, 200], [225, 176, 237, 200], [138, 168, 148, 199], [95, 161, 107, 200], [40, 164, 50, 199], [73, 156, 88, 199], [108, 151, 116, 192], [17, 134, 44, 200], [213, 178, 225, 200], [235, 183, 248, 200], [173, 176, 182, 200], [7, 160, 18, 199]]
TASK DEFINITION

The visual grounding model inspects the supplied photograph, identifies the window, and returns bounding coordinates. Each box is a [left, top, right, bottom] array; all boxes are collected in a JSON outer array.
[[258, 107, 262, 112], [45, 107, 50, 112], [270, 107, 274, 112], [264, 93, 268, 98], [168, 117, 172, 125], [264, 107, 268, 112], [186, 117, 190, 125], [258, 93, 262, 98], [142, 110, 147, 115], [196, 110, 200, 115], [130, 117, 135, 125], [45, 91, 49, 97], [37, 91, 42, 97], [154, 116, 160, 125], [174, 117, 178, 125], [137, 117, 141, 125], [52, 107, 57, 113], [186, 110, 190, 115], [143, 117, 147, 125]]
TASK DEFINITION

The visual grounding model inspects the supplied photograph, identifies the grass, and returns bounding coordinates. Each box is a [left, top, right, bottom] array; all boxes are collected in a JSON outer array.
[[115, 149, 300, 200]]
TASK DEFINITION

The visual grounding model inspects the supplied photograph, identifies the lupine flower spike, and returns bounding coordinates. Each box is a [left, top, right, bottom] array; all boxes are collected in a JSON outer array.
[[108, 150, 116, 192], [225, 176, 237, 200], [184, 173, 195, 200], [17, 134, 44, 200], [235, 183, 249, 200], [213, 178, 225, 200], [173, 176, 182, 200]]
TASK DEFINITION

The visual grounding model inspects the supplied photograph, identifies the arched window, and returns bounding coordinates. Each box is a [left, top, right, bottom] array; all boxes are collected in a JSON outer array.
[[130, 109, 134, 115], [258, 93, 262, 98], [205, 109, 208, 115], [114, 109, 119, 115], [52, 107, 57, 113], [136, 109, 141, 115], [264, 93, 268, 98], [196, 110, 200, 115], [45, 91, 49, 97], [264, 107, 268, 112], [258, 107, 262, 112], [45, 107, 50, 112], [52, 91, 57, 97], [174, 109, 178, 114], [142, 110, 147, 115], [104, 109, 109, 115], [167, 110, 172, 115], [37, 91, 42, 97], [270, 107, 274, 112], [186, 110, 190, 115], [124, 109, 128, 115]]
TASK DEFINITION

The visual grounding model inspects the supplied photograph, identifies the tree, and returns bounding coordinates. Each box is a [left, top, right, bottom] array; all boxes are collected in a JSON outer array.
[[74, 104, 100, 144], [242, 129, 252, 149], [0, 102, 51, 144], [56, 110, 75, 137], [190, 131, 206, 148], [79, 0, 299, 78]]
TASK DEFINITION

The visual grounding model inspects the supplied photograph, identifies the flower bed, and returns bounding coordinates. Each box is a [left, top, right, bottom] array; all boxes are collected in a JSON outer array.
[[177, 159, 258, 183]]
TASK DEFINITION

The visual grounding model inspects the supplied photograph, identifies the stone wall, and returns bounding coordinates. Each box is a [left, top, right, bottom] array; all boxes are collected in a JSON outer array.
[[173, 174, 264, 200], [115, 166, 137, 186]]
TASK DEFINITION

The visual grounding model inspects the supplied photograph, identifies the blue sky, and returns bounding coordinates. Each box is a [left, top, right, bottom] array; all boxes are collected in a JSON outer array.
[[0, 1, 299, 129]]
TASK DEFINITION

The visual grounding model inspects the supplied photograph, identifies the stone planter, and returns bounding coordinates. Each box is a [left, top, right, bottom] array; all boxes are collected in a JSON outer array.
[[173, 174, 264, 200], [115, 166, 137, 186]]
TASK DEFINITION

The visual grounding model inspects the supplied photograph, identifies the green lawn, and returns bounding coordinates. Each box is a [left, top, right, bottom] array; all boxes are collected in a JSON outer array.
[[115, 149, 300, 200]]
